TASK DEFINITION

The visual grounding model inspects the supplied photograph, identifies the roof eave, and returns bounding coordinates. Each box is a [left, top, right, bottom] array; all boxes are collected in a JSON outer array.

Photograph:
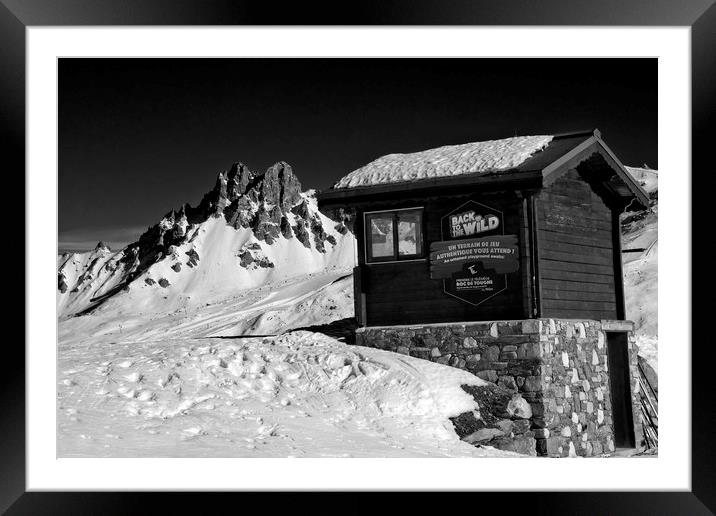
[[593, 134, 651, 207], [317, 169, 543, 205]]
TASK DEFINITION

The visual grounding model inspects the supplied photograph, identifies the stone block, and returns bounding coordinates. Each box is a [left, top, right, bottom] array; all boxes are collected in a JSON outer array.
[[521, 319, 542, 334], [410, 347, 431, 360], [545, 436, 562, 456], [444, 341, 459, 353], [534, 428, 550, 439], [575, 322, 586, 339], [476, 370, 498, 383], [463, 427, 504, 444], [565, 324, 574, 339], [422, 335, 438, 347], [489, 323, 499, 337], [512, 419, 531, 434], [548, 319, 557, 334], [496, 419, 514, 434], [507, 395, 533, 419], [466, 354, 482, 370], [600, 320, 634, 331], [497, 375, 518, 391], [522, 375, 543, 392], [489, 434, 537, 456], [484, 345, 500, 361]]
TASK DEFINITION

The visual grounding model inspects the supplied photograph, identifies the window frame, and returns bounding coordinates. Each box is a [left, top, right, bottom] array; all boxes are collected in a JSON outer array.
[[363, 206, 426, 264]]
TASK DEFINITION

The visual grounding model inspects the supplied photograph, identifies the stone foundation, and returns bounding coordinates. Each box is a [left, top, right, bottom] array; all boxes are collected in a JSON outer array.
[[355, 318, 642, 457]]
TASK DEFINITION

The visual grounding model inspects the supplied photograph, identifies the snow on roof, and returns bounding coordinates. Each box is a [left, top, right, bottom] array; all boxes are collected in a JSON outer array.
[[334, 135, 554, 189], [624, 166, 658, 195]]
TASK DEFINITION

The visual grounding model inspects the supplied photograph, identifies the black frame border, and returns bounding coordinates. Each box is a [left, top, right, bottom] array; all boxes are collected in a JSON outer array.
[[3, 0, 713, 513]]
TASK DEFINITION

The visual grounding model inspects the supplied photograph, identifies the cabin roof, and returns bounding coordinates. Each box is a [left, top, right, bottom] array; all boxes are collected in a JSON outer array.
[[318, 129, 649, 208], [333, 134, 554, 189]]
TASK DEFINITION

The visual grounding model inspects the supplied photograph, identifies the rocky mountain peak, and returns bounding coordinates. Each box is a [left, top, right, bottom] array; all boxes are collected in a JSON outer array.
[[98, 160, 352, 293], [260, 161, 302, 210], [227, 162, 254, 201]]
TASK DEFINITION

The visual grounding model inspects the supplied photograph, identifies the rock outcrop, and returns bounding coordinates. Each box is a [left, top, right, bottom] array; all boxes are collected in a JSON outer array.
[[450, 383, 537, 456]]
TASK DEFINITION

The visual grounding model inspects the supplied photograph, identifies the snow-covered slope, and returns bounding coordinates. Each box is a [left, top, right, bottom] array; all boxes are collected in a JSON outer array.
[[334, 135, 553, 189], [57, 331, 517, 457], [58, 162, 356, 320], [622, 166, 658, 373], [59, 270, 355, 345]]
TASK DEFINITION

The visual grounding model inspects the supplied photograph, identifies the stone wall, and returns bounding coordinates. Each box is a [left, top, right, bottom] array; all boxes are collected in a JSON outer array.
[[355, 318, 642, 457]]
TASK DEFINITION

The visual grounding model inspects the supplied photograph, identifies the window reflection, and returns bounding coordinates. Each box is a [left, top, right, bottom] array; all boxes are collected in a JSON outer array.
[[397, 210, 422, 256], [368, 215, 394, 258]]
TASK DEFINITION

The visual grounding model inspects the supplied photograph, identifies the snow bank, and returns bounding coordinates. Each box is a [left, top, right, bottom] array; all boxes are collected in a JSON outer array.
[[334, 135, 553, 189], [57, 331, 510, 458]]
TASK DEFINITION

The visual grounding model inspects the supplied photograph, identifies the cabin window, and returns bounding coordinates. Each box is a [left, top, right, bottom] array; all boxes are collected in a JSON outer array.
[[365, 208, 424, 262]]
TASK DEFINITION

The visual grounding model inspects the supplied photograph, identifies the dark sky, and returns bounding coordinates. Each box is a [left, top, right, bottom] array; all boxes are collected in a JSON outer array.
[[59, 58, 657, 251]]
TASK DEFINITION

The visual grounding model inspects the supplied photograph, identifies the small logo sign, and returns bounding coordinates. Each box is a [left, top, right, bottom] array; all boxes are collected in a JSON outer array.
[[449, 210, 500, 238]]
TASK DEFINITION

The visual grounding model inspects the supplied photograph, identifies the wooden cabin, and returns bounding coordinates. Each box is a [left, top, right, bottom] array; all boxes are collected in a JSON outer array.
[[318, 129, 649, 328]]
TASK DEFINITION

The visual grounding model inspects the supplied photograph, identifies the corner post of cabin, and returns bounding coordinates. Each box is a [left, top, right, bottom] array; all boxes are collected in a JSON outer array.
[[353, 207, 367, 327], [524, 189, 543, 319], [611, 202, 627, 321], [518, 189, 540, 319]]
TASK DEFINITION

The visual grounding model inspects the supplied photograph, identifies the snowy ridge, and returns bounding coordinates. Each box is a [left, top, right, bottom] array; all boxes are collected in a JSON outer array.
[[57, 243, 129, 317], [334, 135, 553, 189]]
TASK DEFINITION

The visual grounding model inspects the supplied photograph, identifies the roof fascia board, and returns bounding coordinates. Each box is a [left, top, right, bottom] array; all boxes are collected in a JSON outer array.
[[318, 170, 542, 204], [541, 135, 598, 180], [593, 135, 651, 206]]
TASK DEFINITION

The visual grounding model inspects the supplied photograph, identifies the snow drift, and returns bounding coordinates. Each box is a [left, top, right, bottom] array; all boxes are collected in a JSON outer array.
[[57, 331, 520, 458]]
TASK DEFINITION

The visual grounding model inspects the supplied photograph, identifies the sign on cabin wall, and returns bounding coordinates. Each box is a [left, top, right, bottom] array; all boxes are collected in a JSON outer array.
[[429, 200, 519, 306]]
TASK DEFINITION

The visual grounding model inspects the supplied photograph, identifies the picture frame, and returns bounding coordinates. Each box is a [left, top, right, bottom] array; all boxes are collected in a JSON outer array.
[[3, 0, 710, 512]]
